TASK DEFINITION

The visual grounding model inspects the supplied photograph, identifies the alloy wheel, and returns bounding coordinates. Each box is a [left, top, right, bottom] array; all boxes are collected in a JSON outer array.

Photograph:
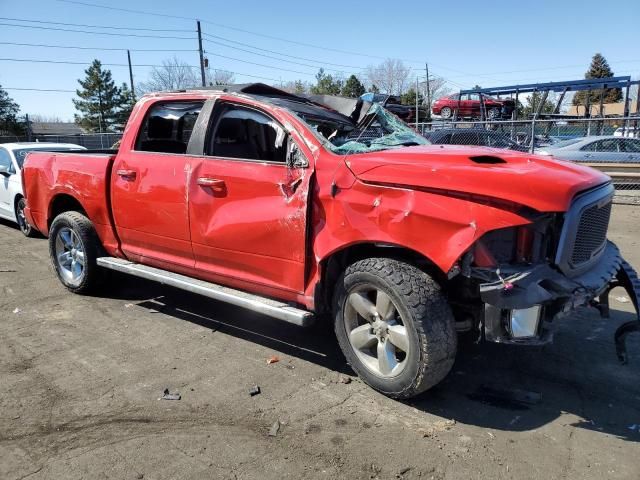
[[54, 227, 86, 285]]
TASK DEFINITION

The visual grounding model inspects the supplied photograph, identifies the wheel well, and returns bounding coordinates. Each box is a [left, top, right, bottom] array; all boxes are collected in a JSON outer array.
[[48, 194, 86, 229], [315, 243, 445, 316], [13, 194, 23, 213]]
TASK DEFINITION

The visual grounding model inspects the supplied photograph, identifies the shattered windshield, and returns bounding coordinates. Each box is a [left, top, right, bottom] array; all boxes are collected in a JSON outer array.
[[301, 104, 429, 155]]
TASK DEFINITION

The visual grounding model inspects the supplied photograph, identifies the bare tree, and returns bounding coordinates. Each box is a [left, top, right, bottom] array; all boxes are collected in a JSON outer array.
[[27, 114, 66, 123], [365, 59, 411, 96], [281, 80, 309, 94], [423, 75, 451, 104], [205, 67, 235, 86], [137, 56, 198, 94]]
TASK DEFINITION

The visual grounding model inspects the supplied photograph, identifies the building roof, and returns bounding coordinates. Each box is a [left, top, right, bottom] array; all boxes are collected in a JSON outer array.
[[30, 122, 85, 136]]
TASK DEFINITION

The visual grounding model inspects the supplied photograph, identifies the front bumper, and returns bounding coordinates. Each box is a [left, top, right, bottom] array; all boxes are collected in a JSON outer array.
[[475, 241, 640, 359]]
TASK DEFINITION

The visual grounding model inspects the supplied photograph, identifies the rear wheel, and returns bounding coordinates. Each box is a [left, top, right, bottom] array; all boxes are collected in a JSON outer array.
[[440, 106, 453, 119], [333, 258, 457, 399], [15, 197, 37, 237], [487, 107, 501, 120], [49, 211, 104, 294]]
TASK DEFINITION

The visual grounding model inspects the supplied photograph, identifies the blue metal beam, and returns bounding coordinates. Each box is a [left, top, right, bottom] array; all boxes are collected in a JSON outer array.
[[460, 76, 636, 95]]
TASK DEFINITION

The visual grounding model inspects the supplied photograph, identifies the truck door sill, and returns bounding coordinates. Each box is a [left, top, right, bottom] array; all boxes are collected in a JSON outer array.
[[96, 257, 314, 327]]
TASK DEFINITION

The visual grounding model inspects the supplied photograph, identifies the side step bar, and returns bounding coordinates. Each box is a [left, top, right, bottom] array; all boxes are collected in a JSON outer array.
[[96, 257, 314, 327]]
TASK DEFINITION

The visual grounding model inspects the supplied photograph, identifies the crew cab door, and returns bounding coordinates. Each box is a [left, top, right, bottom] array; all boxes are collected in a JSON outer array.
[[188, 100, 312, 295], [111, 100, 204, 271]]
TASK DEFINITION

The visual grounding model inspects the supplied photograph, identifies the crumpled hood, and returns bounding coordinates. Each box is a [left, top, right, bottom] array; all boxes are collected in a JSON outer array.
[[346, 145, 610, 212]]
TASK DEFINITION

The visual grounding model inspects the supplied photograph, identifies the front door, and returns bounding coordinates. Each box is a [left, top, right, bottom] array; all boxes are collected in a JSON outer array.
[[188, 101, 311, 295], [111, 100, 204, 271]]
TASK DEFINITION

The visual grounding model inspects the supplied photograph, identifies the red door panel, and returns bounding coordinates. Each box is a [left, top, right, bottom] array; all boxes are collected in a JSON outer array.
[[189, 158, 310, 294], [111, 152, 195, 269]]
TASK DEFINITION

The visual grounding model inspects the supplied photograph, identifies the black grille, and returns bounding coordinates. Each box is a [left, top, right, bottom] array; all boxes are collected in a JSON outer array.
[[571, 201, 612, 264]]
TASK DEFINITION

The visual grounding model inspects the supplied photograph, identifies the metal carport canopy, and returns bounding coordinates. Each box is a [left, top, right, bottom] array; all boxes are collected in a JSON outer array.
[[460, 76, 635, 95]]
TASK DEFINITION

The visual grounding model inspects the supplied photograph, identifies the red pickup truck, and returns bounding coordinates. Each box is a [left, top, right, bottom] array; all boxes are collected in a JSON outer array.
[[22, 84, 639, 398]]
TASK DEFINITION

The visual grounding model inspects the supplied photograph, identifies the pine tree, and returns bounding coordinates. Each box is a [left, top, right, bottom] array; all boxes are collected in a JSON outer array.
[[572, 53, 622, 106], [0, 84, 24, 135], [341, 75, 365, 98], [116, 83, 136, 128], [310, 69, 343, 95], [73, 60, 122, 132]]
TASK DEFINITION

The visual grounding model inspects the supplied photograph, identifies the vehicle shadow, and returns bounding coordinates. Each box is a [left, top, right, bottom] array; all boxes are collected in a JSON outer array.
[[107, 274, 640, 442]]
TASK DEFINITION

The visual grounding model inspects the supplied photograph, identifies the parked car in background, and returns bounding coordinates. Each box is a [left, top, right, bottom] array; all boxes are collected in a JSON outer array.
[[423, 128, 528, 151], [22, 84, 640, 398], [536, 136, 640, 162], [613, 126, 639, 138], [0, 142, 85, 236], [432, 93, 515, 120], [360, 92, 415, 122]]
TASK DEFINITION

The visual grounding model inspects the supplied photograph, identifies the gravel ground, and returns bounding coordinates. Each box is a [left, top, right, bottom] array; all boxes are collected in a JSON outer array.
[[1, 205, 639, 480]]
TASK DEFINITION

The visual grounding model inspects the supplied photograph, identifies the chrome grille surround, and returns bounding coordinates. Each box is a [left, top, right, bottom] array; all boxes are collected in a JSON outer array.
[[555, 183, 615, 277]]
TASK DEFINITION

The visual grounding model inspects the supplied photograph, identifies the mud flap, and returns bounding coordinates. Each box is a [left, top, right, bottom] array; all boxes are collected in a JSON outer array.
[[608, 259, 640, 364]]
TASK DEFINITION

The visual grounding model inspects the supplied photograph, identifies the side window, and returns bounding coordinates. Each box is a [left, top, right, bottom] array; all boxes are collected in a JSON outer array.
[[598, 139, 619, 152], [208, 105, 287, 163], [0, 148, 12, 172], [469, 94, 480, 102], [135, 101, 204, 154], [452, 131, 478, 145], [581, 141, 599, 152], [620, 139, 640, 153]]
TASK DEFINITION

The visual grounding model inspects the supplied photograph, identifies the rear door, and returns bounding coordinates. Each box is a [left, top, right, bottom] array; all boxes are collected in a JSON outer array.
[[188, 100, 312, 295], [111, 100, 204, 271], [579, 139, 623, 163]]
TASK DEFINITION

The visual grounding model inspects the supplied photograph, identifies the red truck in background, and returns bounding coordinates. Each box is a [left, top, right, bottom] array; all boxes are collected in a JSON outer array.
[[22, 84, 640, 398]]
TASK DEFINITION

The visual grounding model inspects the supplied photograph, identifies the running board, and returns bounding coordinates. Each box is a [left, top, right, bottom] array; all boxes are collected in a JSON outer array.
[[96, 257, 314, 327]]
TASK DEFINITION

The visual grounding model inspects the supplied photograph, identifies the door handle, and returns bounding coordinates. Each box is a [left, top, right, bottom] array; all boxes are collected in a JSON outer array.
[[197, 177, 226, 193], [116, 169, 137, 180]]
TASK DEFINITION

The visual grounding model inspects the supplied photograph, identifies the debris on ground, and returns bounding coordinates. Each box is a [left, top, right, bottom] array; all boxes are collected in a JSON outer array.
[[249, 385, 261, 396], [160, 388, 181, 400], [268, 420, 280, 437], [614, 296, 630, 303], [124, 303, 134, 308], [0, 268, 17, 272], [12, 307, 21, 314], [628, 424, 638, 431], [396, 466, 411, 477], [338, 374, 352, 384], [266, 355, 280, 365]]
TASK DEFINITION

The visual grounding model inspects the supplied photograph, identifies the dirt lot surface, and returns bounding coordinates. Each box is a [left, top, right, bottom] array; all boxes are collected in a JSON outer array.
[[1, 206, 639, 480]]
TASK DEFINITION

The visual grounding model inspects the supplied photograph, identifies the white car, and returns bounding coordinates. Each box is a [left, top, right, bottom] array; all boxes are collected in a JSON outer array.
[[613, 126, 638, 138], [536, 136, 640, 163], [0, 142, 85, 236]]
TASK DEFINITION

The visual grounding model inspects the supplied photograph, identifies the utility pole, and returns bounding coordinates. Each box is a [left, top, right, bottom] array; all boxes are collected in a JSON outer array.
[[127, 50, 135, 98], [425, 63, 431, 120], [197, 20, 206, 87], [25, 114, 32, 142], [415, 76, 419, 126]]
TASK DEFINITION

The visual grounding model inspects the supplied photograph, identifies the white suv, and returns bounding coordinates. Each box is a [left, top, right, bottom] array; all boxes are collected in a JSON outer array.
[[0, 142, 85, 236]]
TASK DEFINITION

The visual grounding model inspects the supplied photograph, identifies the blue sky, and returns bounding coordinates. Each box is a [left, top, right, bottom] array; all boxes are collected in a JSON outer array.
[[1, 0, 639, 121]]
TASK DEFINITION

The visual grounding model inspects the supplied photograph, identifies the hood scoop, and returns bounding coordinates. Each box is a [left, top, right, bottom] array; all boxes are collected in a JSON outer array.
[[469, 155, 507, 164]]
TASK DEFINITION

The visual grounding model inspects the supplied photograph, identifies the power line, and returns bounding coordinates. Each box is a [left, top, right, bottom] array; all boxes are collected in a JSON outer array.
[[0, 58, 281, 82], [202, 33, 365, 71], [0, 16, 194, 32], [54, 0, 422, 63], [204, 52, 316, 77], [0, 41, 197, 52], [0, 22, 196, 40], [3, 87, 76, 92]]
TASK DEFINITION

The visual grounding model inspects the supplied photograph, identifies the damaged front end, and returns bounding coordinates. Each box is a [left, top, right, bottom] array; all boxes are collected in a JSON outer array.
[[457, 182, 640, 361]]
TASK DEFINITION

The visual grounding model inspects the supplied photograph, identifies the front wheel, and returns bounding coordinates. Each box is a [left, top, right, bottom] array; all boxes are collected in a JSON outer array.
[[49, 211, 104, 294], [440, 106, 453, 119], [15, 197, 37, 237], [333, 258, 457, 399]]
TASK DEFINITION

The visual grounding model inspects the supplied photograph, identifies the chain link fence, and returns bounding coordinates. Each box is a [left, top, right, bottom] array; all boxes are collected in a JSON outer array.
[[0, 133, 122, 149], [413, 117, 640, 202]]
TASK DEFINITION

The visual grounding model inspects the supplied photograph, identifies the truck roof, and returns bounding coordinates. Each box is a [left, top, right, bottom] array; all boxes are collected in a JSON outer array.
[[145, 83, 366, 126]]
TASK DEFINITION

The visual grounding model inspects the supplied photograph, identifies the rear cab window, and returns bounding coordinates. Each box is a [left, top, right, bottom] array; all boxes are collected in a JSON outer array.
[[135, 101, 204, 154]]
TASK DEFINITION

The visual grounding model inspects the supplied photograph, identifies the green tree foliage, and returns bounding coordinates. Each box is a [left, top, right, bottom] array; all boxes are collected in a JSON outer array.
[[340, 75, 365, 98], [73, 60, 124, 132], [401, 87, 424, 106], [520, 92, 555, 117], [310, 69, 343, 95], [0, 84, 24, 135], [116, 83, 136, 128], [572, 53, 622, 106]]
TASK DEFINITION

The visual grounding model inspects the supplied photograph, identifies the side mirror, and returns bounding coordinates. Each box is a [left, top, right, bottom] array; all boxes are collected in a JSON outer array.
[[0, 165, 10, 177], [286, 140, 308, 169]]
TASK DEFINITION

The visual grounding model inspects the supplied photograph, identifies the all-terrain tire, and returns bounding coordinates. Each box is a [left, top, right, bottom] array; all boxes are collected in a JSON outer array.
[[48, 211, 104, 294], [333, 258, 457, 399]]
